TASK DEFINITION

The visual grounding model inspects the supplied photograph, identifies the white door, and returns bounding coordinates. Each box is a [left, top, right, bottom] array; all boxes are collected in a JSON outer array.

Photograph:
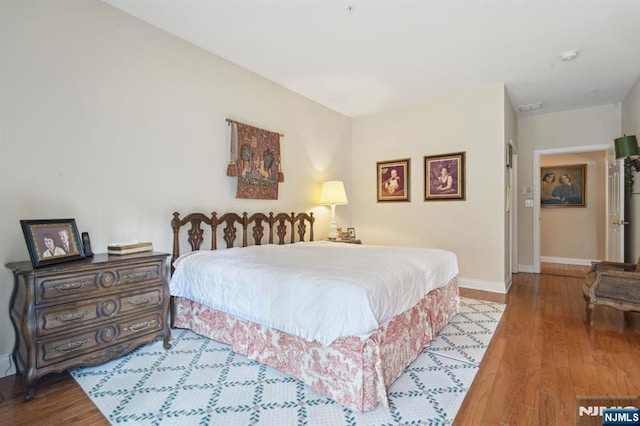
[[607, 148, 625, 261]]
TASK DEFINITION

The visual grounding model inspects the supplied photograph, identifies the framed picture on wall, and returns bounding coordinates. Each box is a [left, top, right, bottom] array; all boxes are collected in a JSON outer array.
[[424, 151, 466, 201], [540, 164, 586, 207], [377, 158, 410, 202]]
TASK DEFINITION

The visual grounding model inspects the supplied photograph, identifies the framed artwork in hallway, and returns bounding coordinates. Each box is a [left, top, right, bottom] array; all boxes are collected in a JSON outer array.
[[541, 164, 586, 207]]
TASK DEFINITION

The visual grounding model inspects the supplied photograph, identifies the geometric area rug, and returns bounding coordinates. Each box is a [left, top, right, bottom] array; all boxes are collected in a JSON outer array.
[[70, 298, 505, 425]]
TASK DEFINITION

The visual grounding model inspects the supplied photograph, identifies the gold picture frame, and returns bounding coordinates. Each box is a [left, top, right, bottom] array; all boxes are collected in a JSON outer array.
[[424, 152, 466, 201], [377, 158, 410, 202]]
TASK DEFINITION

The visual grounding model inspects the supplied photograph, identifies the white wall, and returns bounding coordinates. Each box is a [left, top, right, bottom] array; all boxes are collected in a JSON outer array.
[[622, 76, 640, 262], [0, 0, 352, 372], [540, 151, 607, 263], [351, 85, 508, 292], [517, 105, 621, 270]]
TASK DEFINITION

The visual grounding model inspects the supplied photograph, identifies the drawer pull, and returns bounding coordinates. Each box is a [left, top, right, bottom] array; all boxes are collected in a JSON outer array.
[[55, 339, 88, 353], [55, 311, 90, 322], [126, 271, 151, 281], [128, 321, 151, 332], [54, 281, 90, 293], [127, 297, 152, 306]]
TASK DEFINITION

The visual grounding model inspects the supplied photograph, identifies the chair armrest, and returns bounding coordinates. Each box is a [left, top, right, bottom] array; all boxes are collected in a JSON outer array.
[[589, 261, 638, 274]]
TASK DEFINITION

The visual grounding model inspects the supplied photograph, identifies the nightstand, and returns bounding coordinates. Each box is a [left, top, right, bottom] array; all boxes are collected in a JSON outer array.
[[328, 239, 362, 244]]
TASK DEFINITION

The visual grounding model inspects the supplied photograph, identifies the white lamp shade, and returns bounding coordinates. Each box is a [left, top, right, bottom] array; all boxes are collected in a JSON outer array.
[[320, 181, 348, 205]]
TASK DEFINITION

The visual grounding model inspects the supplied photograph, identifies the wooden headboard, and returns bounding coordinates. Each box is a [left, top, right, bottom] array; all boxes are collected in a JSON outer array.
[[170, 211, 315, 272]]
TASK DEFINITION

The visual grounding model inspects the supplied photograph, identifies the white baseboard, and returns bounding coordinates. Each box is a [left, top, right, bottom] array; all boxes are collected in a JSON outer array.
[[505, 274, 513, 293], [540, 256, 596, 266], [458, 276, 507, 294], [518, 264, 534, 273], [0, 353, 16, 378]]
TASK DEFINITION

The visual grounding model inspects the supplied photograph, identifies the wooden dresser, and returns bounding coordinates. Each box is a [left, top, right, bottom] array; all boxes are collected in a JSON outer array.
[[5, 252, 171, 401]]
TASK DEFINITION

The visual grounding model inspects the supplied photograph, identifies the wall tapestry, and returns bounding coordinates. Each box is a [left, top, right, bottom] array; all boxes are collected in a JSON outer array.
[[226, 119, 283, 200]]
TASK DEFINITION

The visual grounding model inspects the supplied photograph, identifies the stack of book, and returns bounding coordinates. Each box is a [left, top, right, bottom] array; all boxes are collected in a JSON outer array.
[[107, 241, 153, 255]]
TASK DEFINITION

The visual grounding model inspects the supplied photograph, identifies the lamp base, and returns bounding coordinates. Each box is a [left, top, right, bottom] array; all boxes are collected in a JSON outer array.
[[327, 222, 339, 240]]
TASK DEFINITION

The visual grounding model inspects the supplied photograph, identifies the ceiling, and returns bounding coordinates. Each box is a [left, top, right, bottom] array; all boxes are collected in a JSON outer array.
[[102, 0, 640, 118]]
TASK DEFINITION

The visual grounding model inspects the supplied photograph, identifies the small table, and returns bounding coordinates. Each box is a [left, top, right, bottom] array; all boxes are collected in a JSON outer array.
[[328, 238, 362, 244]]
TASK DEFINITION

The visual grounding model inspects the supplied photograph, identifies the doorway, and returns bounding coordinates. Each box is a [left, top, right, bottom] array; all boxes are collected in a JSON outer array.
[[533, 143, 616, 273]]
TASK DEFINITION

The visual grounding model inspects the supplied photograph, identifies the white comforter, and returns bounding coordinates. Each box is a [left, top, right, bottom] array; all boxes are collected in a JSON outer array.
[[169, 241, 458, 346]]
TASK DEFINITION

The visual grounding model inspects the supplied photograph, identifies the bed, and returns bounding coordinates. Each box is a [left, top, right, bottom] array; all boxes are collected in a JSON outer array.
[[169, 211, 460, 412]]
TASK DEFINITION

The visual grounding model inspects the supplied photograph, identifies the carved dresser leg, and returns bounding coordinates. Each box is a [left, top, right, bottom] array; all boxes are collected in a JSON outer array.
[[586, 302, 595, 326], [24, 386, 35, 402]]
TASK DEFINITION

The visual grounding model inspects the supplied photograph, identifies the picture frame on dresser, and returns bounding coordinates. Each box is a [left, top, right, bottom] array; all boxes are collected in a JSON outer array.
[[20, 218, 85, 268], [347, 227, 356, 239]]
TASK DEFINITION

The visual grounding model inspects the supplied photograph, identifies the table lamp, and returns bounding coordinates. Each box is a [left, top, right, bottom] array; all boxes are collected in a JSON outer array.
[[320, 180, 348, 240]]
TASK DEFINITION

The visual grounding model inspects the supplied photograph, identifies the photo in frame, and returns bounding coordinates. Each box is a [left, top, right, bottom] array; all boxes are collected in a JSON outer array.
[[20, 219, 85, 268], [347, 227, 356, 239], [377, 158, 410, 202], [424, 151, 466, 201], [540, 164, 586, 207]]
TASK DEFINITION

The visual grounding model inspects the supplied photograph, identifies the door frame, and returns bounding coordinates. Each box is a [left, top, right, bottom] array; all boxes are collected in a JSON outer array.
[[511, 148, 519, 274], [533, 143, 612, 273]]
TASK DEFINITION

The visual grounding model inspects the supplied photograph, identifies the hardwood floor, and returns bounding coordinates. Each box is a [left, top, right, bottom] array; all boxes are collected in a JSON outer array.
[[455, 264, 640, 426], [0, 265, 638, 425]]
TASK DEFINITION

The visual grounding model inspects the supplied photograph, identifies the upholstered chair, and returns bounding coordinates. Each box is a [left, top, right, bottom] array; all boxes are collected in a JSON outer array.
[[583, 258, 640, 326]]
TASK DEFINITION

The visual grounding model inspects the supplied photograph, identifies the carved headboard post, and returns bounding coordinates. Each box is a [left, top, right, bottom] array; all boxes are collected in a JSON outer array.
[[268, 212, 274, 244], [290, 212, 296, 244], [211, 212, 218, 250], [242, 212, 249, 247], [170, 212, 182, 273], [209, 212, 218, 250], [309, 212, 315, 241]]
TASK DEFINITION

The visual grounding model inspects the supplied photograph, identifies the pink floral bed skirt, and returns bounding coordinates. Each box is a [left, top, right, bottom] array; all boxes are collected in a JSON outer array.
[[172, 277, 460, 412]]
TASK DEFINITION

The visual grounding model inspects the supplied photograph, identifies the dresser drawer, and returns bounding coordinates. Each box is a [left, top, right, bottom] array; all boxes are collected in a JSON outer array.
[[37, 311, 164, 367], [36, 272, 99, 305], [37, 287, 165, 337], [36, 261, 162, 304]]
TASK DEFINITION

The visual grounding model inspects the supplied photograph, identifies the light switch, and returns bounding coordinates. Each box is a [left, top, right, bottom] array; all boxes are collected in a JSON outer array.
[[525, 200, 533, 207]]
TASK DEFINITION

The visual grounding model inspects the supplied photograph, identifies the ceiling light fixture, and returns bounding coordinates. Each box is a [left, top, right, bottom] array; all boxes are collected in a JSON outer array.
[[561, 50, 578, 61]]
